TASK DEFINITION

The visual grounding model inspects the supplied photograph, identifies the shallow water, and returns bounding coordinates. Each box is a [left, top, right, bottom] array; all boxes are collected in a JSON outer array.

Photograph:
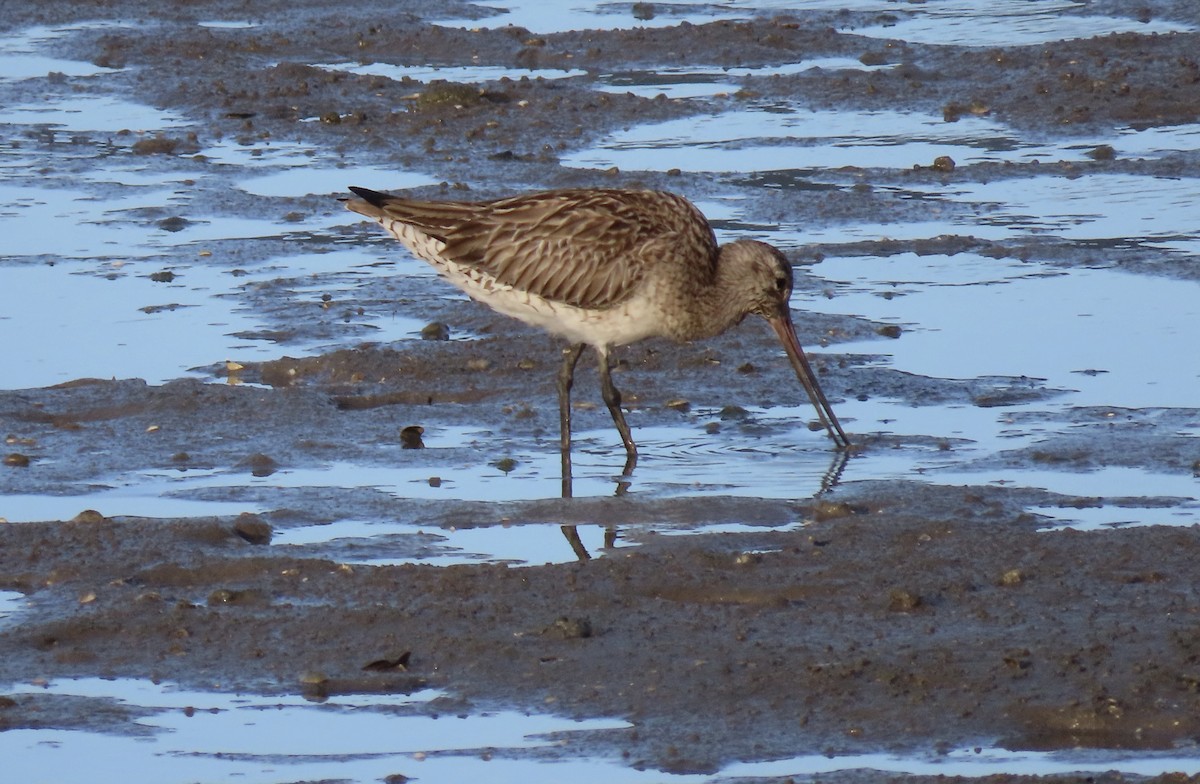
[[3, 12, 1197, 525], [431, 0, 1193, 44], [4, 3, 1200, 780], [4, 676, 1198, 784]]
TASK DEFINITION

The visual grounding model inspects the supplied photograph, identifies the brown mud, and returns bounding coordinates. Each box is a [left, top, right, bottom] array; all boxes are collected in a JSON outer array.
[[2, 1, 1200, 781]]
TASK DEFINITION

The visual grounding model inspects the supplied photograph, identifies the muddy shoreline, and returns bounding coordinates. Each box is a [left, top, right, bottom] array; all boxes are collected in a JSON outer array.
[[3, 1, 1200, 780]]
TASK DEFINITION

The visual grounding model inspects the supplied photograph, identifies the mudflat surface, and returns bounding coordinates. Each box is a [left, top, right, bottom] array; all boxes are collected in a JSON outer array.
[[2, 1, 1200, 781]]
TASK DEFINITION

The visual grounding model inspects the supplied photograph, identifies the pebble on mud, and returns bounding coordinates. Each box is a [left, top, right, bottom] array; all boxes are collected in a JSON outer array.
[[876, 324, 903, 339], [362, 651, 411, 672], [887, 589, 923, 612], [233, 513, 272, 545], [666, 398, 690, 412], [132, 135, 181, 155], [421, 321, 450, 341], [400, 425, 425, 449], [3, 453, 30, 467], [70, 509, 107, 524], [1000, 568, 1024, 586], [932, 155, 956, 172], [543, 616, 593, 639], [812, 500, 858, 521], [237, 453, 279, 477]]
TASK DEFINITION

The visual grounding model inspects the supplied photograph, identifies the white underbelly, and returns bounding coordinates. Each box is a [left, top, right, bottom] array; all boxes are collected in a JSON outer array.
[[383, 219, 659, 348]]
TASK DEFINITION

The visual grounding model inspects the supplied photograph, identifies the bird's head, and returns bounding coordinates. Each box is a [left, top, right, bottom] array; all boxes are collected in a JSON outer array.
[[719, 239, 795, 323]]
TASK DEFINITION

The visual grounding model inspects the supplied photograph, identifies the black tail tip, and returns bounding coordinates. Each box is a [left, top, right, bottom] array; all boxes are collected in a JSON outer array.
[[348, 186, 389, 206]]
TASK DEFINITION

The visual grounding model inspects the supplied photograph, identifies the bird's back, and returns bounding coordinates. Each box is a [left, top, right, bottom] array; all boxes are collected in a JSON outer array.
[[347, 187, 720, 311]]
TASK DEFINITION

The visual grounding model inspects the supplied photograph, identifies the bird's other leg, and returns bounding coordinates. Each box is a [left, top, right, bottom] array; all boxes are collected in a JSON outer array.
[[560, 525, 592, 561], [596, 347, 638, 477], [558, 343, 586, 498]]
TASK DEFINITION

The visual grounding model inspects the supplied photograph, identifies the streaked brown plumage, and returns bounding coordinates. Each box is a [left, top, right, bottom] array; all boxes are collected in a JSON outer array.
[[347, 186, 849, 486]]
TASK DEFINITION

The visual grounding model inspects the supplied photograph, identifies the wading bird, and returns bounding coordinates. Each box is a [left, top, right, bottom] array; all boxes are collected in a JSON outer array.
[[347, 186, 849, 489]]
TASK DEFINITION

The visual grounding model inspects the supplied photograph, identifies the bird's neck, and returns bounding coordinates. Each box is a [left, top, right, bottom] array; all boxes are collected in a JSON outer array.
[[677, 255, 752, 340]]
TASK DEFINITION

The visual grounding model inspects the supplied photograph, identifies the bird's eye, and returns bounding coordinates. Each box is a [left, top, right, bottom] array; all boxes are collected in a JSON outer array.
[[775, 276, 788, 293]]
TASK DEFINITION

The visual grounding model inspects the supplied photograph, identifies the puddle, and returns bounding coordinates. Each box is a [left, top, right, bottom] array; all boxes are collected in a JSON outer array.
[[938, 174, 1200, 245], [0, 485, 261, 525], [236, 166, 439, 197], [311, 58, 890, 101], [3, 677, 1197, 783], [0, 94, 187, 133], [429, 1, 1192, 48], [312, 61, 588, 84], [0, 22, 125, 81], [596, 56, 894, 98], [807, 254, 1200, 408], [274, 513, 811, 567], [197, 20, 261, 29], [1032, 502, 1200, 531], [274, 518, 631, 566], [0, 591, 26, 629], [431, 0, 759, 33], [1, 677, 633, 784], [0, 252, 380, 389], [852, 4, 1190, 47], [931, 465, 1199, 503], [564, 104, 1200, 174]]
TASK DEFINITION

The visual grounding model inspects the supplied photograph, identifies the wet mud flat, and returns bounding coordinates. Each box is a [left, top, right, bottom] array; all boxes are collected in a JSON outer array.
[[3, 0, 1200, 780]]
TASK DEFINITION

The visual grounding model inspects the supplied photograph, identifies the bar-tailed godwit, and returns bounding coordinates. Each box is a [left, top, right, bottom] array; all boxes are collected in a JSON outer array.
[[347, 186, 849, 483]]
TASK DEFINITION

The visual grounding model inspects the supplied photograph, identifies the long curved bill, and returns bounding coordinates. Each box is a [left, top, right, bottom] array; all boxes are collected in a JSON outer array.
[[767, 310, 850, 449]]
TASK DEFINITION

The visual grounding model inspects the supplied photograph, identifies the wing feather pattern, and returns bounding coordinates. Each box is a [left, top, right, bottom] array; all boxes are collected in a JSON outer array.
[[348, 187, 719, 310]]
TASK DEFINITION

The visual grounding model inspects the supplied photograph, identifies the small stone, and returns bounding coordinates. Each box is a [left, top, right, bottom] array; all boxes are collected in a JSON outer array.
[[666, 398, 690, 412], [237, 453, 278, 477], [812, 500, 856, 521], [132, 135, 179, 155], [149, 270, 177, 282], [420, 321, 450, 341], [543, 616, 592, 639], [71, 510, 106, 524], [400, 425, 425, 449], [208, 589, 240, 605], [1000, 569, 1024, 586], [234, 512, 272, 545], [156, 217, 189, 233], [3, 453, 30, 467], [931, 155, 956, 172], [493, 457, 518, 474], [887, 589, 923, 612], [876, 324, 902, 339]]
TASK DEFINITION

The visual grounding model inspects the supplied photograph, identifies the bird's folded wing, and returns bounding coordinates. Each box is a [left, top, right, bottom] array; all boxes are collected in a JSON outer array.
[[440, 191, 717, 310]]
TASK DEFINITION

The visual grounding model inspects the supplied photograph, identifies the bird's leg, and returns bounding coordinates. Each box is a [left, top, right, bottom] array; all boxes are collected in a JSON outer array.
[[558, 343, 586, 498], [560, 525, 592, 561], [596, 348, 638, 477]]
